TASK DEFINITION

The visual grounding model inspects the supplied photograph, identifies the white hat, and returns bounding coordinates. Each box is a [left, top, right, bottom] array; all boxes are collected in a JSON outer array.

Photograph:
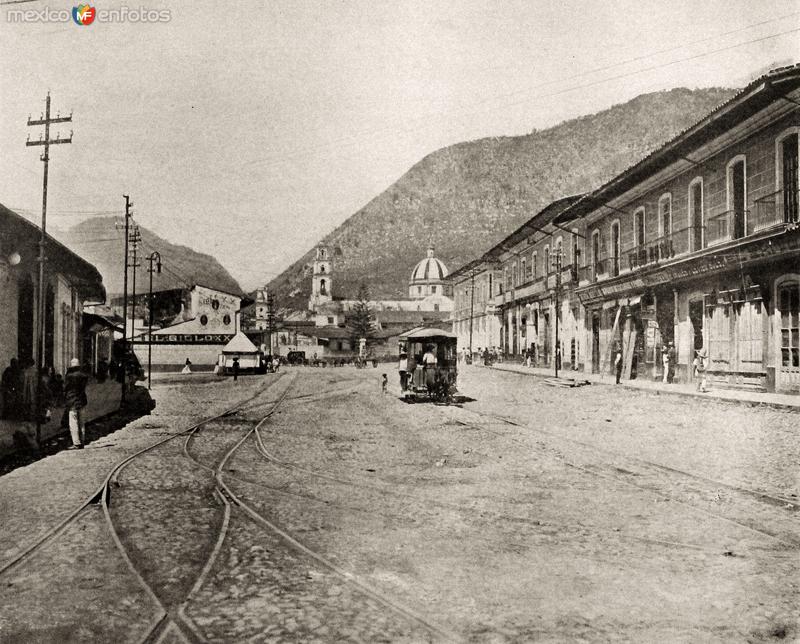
[[70, 358, 80, 367]]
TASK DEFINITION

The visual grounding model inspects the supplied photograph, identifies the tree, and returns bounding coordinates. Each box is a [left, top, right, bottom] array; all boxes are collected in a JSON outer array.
[[347, 283, 375, 352]]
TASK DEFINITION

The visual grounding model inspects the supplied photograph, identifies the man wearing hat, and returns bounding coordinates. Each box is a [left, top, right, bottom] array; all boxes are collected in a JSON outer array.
[[693, 348, 708, 393], [63, 358, 89, 449]]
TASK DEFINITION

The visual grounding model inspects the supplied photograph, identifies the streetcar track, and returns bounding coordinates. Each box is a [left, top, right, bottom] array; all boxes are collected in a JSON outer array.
[[213, 373, 463, 643], [0, 376, 280, 644], [457, 407, 799, 548]]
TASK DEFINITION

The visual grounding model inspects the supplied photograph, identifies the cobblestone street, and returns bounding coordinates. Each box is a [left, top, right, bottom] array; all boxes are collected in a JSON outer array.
[[0, 367, 797, 642]]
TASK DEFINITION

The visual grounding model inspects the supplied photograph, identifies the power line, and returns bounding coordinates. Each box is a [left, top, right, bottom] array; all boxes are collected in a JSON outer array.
[[235, 22, 800, 174]]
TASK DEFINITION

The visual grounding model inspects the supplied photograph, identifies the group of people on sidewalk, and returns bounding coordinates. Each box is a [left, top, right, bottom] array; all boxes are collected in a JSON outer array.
[[614, 343, 709, 392], [1, 357, 91, 450]]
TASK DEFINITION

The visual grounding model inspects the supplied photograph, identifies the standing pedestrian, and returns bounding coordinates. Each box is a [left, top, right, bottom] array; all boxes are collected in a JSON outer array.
[[693, 348, 708, 392], [1, 358, 22, 419], [398, 351, 408, 391], [614, 346, 623, 384], [667, 341, 676, 384], [422, 344, 438, 391], [181, 358, 192, 374], [381, 373, 388, 394], [64, 358, 89, 449], [21, 358, 37, 420], [232, 356, 240, 381], [661, 345, 670, 384]]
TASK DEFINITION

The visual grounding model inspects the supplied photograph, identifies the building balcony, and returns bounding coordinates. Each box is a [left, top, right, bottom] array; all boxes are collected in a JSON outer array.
[[706, 209, 748, 247], [577, 259, 611, 284], [751, 189, 800, 234], [626, 226, 699, 270]]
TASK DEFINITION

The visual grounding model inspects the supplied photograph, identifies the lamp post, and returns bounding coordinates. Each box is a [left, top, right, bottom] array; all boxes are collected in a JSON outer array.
[[146, 251, 162, 389]]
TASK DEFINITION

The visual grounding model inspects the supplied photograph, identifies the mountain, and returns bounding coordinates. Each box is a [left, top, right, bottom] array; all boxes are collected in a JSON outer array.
[[55, 217, 243, 297], [266, 87, 737, 310]]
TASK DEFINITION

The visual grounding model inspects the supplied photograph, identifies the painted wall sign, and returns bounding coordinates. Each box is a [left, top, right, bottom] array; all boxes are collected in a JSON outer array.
[[133, 333, 234, 345]]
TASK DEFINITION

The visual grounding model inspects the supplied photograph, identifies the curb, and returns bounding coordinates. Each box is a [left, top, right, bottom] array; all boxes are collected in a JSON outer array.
[[486, 365, 800, 412]]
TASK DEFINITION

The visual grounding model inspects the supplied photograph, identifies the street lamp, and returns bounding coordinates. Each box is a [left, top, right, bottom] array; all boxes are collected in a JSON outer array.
[[146, 251, 162, 389]]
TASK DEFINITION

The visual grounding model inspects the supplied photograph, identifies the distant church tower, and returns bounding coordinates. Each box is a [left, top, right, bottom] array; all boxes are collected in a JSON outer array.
[[309, 246, 332, 310]]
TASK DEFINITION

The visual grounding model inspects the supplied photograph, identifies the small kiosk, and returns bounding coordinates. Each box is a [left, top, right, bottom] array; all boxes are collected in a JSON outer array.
[[219, 331, 263, 374]]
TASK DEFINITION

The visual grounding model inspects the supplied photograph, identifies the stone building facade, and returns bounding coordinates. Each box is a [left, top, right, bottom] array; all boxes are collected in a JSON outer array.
[[449, 65, 800, 393]]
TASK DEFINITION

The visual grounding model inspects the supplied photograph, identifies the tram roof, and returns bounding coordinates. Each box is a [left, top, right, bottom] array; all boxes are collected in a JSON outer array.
[[400, 327, 457, 340]]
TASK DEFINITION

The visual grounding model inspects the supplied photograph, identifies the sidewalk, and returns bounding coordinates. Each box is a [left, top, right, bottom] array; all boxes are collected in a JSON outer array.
[[0, 380, 123, 457], [483, 362, 800, 410]]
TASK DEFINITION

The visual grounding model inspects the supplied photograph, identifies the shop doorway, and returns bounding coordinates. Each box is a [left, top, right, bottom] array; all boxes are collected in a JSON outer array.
[[17, 273, 35, 364], [591, 313, 600, 373], [542, 311, 551, 365], [689, 299, 704, 354]]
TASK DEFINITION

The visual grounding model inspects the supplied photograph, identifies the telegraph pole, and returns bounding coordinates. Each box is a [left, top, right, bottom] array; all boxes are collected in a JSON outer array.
[[146, 251, 162, 389], [266, 292, 276, 357], [26, 93, 72, 447], [468, 271, 475, 358], [552, 249, 562, 378], [118, 196, 133, 402], [129, 225, 141, 334]]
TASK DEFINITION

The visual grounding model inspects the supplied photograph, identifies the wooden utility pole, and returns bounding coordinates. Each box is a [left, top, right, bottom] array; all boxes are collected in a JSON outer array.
[[552, 248, 562, 378], [118, 196, 133, 402], [26, 93, 72, 446], [468, 271, 475, 357], [146, 251, 162, 389]]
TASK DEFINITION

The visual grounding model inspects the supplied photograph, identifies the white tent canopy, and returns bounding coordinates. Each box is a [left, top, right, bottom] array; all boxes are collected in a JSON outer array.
[[222, 331, 259, 354]]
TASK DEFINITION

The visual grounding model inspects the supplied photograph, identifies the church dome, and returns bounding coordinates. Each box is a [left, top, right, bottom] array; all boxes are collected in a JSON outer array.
[[410, 246, 448, 284]]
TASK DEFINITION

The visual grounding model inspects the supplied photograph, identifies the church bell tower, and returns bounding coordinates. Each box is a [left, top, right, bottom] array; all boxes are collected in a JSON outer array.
[[309, 246, 332, 310]]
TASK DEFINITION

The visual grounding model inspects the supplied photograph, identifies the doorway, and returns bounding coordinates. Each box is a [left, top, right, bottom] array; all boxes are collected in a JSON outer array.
[[591, 313, 600, 373], [17, 273, 35, 364]]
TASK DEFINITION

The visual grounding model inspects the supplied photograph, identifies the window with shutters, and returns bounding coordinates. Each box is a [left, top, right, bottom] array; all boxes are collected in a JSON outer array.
[[735, 301, 763, 369], [708, 304, 731, 368], [779, 281, 799, 370]]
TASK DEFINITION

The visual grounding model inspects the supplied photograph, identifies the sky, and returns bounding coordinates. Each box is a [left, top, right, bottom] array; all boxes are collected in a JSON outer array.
[[0, 0, 797, 291]]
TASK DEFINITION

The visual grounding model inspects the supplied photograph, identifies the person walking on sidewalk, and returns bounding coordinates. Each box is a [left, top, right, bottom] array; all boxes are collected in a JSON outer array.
[[64, 358, 89, 450], [614, 346, 623, 384]]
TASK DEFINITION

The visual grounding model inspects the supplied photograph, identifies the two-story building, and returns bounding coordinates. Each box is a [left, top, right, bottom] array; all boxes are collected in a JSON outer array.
[[448, 64, 800, 393], [449, 258, 499, 354], [555, 64, 800, 392]]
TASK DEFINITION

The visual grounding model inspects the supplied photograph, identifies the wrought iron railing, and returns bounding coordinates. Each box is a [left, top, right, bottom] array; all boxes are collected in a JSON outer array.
[[751, 189, 800, 233], [626, 226, 699, 269], [578, 259, 610, 283], [705, 209, 749, 247]]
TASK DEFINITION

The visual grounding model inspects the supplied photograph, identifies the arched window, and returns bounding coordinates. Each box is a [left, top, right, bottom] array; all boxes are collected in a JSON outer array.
[[543, 245, 550, 275], [521, 258, 526, 282], [531, 252, 537, 280], [633, 207, 646, 267], [571, 229, 580, 267], [320, 279, 327, 295], [775, 128, 799, 225], [688, 177, 704, 251], [658, 194, 673, 259], [591, 230, 601, 282], [610, 220, 620, 276], [726, 155, 747, 239], [320, 265, 325, 273]]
